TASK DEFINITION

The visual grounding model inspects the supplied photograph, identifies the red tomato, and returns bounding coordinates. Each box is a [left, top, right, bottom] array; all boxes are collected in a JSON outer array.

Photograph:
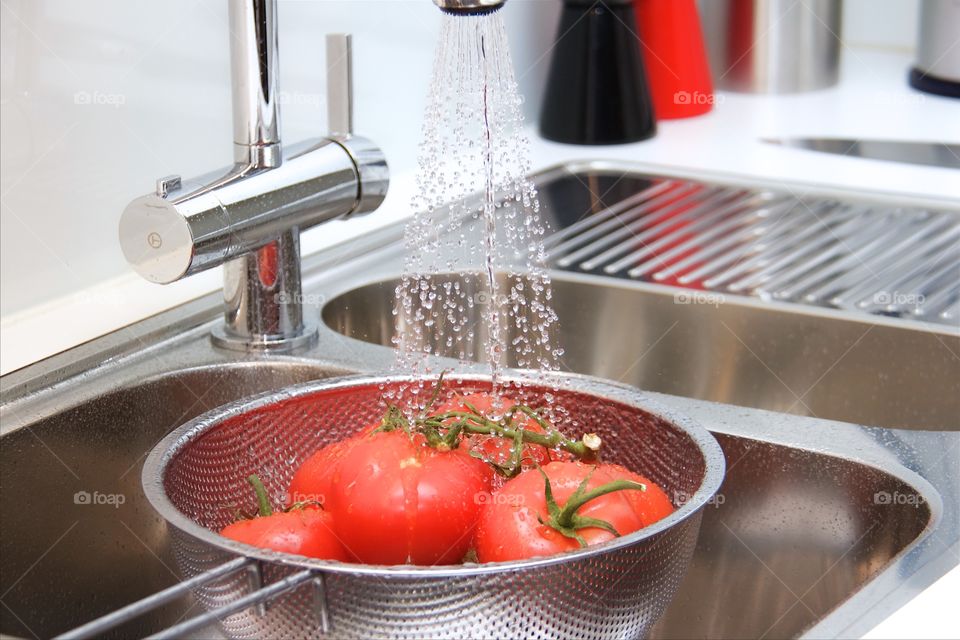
[[434, 393, 552, 483], [288, 439, 351, 507], [220, 507, 347, 561], [435, 392, 512, 416], [313, 430, 494, 565], [287, 422, 380, 507], [475, 461, 674, 563]]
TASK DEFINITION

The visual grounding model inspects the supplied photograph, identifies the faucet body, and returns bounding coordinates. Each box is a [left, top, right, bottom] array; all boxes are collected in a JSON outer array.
[[433, 0, 506, 15], [120, 0, 388, 351]]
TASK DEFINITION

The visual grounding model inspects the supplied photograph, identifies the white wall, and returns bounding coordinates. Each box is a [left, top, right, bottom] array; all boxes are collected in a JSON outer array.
[[0, 0, 558, 318], [0, 0, 918, 319], [842, 0, 919, 50]]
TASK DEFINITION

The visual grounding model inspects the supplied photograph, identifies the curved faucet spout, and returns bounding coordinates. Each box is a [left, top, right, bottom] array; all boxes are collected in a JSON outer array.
[[432, 0, 506, 15], [118, 0, 388, 352]]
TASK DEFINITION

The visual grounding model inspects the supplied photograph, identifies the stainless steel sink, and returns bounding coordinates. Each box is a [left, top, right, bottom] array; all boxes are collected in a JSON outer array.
[[323, 274, 959, 432], [1, 162, 957, 639], [1, 359, 352, 638], [655, 434, 932, 639], [322, 273, 954, 639]]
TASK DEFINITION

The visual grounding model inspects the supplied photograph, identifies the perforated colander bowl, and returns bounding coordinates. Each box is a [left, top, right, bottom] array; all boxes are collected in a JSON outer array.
[[142, 372, 725, 639]]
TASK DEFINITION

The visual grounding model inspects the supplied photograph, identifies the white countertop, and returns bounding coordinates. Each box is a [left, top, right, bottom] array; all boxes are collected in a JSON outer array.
[[0, 46, 957, 638], [864, 568, 959, 639]]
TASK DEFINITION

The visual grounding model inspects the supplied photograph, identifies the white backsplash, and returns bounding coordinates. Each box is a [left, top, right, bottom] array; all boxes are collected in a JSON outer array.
[[0, 0, 559, 317], [0, 0, 918, 319], [843, 0, 918, 51]]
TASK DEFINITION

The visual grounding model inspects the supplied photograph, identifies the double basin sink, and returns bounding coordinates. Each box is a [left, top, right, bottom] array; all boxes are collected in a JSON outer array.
[[1, 163, 957, 638]]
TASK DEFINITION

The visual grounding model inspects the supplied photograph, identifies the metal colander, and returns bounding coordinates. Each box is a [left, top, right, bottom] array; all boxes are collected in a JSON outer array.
[[134, 372, 723, 640]]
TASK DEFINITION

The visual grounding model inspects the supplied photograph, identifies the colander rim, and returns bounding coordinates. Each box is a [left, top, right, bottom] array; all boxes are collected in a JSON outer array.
[[143, 370, 726, 577]]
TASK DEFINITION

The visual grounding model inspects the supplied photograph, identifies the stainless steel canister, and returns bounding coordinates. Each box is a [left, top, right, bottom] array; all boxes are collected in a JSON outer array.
[[910, 0, 960, 97], [700, 0, 843, 93]]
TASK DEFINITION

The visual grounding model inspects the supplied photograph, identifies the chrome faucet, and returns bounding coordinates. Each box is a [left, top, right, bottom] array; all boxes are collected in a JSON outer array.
[[119, 0, 388, 352], [432, 0, 506, 14]]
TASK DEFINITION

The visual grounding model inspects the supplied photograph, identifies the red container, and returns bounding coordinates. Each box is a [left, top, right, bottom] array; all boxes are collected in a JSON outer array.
[[634, 0, 715, 119]]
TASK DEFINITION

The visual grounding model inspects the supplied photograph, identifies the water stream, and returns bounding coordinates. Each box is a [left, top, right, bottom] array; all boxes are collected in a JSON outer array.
[[392, 11, 562, 400]]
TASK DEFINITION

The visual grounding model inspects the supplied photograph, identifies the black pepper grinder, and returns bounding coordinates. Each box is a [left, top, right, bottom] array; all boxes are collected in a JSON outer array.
[[539, 0, 657, 145]]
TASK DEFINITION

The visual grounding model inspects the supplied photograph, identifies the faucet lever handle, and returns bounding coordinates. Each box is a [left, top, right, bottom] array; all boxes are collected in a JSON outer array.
[[326, 33, 353, 136]]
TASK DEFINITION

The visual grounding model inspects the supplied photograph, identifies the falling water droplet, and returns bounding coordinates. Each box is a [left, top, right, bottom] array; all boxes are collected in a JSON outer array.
[[391, 11, 563, 405]]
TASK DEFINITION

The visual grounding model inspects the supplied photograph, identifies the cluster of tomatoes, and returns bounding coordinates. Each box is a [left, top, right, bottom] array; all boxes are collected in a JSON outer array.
[[220, 389, 674, 565]]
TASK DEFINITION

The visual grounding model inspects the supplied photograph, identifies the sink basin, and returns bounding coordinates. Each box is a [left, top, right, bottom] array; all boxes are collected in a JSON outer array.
[[323, 274, 959, 431], [1, 162, 956, 638], [652, 434, 930, 639], [321, 273, 952, 638], [0, 355, 936, 640], [1, 359, 349, 638]]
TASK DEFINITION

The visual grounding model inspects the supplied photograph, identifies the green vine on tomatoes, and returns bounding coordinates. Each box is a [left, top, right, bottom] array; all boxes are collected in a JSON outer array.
[[376, 374, 602, 476], [245, 474, 322, 519], [247, 474, 273, 517], [537, 466, 647, 547]]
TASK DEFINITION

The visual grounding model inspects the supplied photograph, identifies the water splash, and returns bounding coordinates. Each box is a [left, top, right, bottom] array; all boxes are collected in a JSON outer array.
[[392, 11, 563, 399]]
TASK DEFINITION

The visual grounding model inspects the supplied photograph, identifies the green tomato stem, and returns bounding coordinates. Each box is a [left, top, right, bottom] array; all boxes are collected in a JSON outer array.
[[376, 375, 602, 467], [424, 409, 601, 461], [554, 478, 646, 529], [537, 468, 648, 546], [247, 474, 273, 518]]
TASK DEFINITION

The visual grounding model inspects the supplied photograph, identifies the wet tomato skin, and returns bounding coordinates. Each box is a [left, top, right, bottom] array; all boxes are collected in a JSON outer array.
[[287, 439, 350, 507], [220, 507, 347, 561], [475, 461, 674, 563], [302, 430, 494, 565], [287, 422, 381, 507]]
